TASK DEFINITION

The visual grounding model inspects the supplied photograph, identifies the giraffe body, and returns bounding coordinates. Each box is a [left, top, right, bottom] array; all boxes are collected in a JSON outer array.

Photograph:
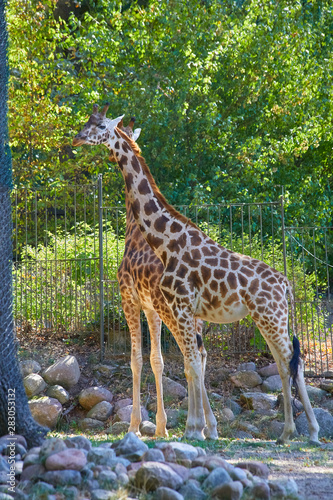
[[73, 106, 319, 443]]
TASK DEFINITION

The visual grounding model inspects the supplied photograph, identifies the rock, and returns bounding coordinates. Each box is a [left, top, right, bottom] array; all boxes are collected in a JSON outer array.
[[212, 480, 243, 499], [258, 363, 279, 377], [42, 355, 80, 389], [66, 435, 92, 451], [221, 408, 235, 422], [45, 449, 87, 471], [79, 387, 114, 410], [277, 393, 304, 415], [269, 477, 298, 497], [237, 362, 256, 372], [179, 481, 208, 499], [229, 371, 262, 389], [210, 393, 223, 401], [188, 466, 209, 482], [202, 467, 231, 491], [87, 401, 113, 421], [306, 385, 328, 402], [46, 385, 70, 404], [161, 442, 199, 461], [296, 408, 333, 438], [42, 469, 82, 486], [94, 364, 116, 378], [155, 487, 184, 500], [142, 449, 165, 463], [20, 359, 41, 377], [113, 398, 133, 412], [240, 392, 277, 410], [98, 469, 117, 486], [21, 463, 45, 481], [323, 370, 333, 379], [278, 477, 298, 496], [215, 367, 232, 382], [91, 490, 117, 500], [107, 421, 129, 435], [135, 461, 183, 492], [87, 448, 116, 466], [193, 456, 232, 472], [157, 444, 177, 462], [180, 397, 189, 409], [140, 420, 156, 436], [79, 418, 104, 431], [112, 432, 148, 461], [162, 376, 187, 399], [23, 373, 47, 397], [23, 453, 41, 468], [264, 420, 285, 439], [235, 421, 260, 436], [261, 374, 282, 393], [29, 397, 62, 429], [40, 438, 68, 463], [0, 458, 9, 473], [166, 408, 187, 429], [237, 461, 269, 479], [225, 398, 242, 416], [234, 430, 253, 439], [115, 404, 148, 423], [248, 481, 270, 499], [320, 380, 333, 393]]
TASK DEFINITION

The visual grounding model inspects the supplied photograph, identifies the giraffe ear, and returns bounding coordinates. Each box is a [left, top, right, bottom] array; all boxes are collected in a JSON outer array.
[[110, 115, 125, 129], [133, 128, 141, 141]]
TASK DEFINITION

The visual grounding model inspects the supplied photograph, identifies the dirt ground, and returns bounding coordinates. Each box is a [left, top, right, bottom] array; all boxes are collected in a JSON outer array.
[[17, 334, 333, 500]]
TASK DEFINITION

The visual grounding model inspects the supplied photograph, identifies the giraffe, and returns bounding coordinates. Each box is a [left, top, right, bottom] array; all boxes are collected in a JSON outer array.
[[74, 109, 216, 439], [73, 105, 320, 444]]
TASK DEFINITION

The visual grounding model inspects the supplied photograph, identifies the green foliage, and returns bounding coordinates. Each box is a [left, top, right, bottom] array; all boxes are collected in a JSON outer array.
[[14, 222, 125, 333]]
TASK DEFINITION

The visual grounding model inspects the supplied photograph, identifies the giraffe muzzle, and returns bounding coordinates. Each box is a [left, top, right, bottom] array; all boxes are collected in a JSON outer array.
[[72, 136, 85, 146]]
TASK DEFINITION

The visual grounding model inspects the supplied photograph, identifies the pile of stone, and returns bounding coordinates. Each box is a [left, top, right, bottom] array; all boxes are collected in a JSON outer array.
[[0, 432, 300, 499], [215, 361, 333, 440]]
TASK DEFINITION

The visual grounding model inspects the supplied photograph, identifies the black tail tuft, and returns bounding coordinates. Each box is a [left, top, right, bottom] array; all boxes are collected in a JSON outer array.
[[290, 335, 300, 398], [196, 333, 203, 350]]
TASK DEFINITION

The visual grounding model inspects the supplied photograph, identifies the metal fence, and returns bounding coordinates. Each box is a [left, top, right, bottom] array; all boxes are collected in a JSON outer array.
[[12, 178, 333, 376]]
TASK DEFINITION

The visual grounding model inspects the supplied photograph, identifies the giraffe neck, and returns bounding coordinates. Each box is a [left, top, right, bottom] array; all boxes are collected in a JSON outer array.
[[108, 129, 199, 265]]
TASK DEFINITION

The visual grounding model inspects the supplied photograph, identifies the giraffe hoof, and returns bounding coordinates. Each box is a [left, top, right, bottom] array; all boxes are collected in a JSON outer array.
[[155, 429, 169, 438], [184, 430, 205, 441], [204, 426, 218, 440]]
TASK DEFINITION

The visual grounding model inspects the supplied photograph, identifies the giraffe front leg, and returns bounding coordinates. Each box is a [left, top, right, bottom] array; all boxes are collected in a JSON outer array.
[[183, 348, 206, 441], [200, 344, 218, 440], [295, 359, 320, 445], [122, 302, 143, 436], [144, 309, 168, 438]]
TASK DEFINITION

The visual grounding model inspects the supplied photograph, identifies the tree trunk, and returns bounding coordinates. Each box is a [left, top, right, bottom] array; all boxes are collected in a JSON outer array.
[[0, 0, 47, 448]]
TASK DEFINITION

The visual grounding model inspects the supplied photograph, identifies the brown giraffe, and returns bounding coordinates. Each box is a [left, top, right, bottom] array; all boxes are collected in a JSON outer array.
[[74, 108, 216, 439], [73, 105, 319, 444]]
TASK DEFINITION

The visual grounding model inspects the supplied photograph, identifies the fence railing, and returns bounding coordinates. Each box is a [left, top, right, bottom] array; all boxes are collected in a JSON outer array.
[[12, 178, 333, 376]]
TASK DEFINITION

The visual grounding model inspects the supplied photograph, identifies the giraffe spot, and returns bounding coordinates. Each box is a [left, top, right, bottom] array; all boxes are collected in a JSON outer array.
[[143, 218, 151, 227], [138, 178, 151, 195], [167, 234, 187, 253], [191, 248, 201, 260], [139, 224, 145, 233], [214, 269, 226, 280], [146, 233, 164, 251], [115, 141, 120, 149], [188, 230, 202, 246], [273, 290, 282, 301], [225, 293, 239, 306], [176, 264, 188, 279], [125, 173, 133, 192], [238, 274, 248, 287], [261, 270, 271, 279], [257, 306, 265, 313], [163, 274, 173, 289], [122, 141, 130, 153], [202, 245, 218, 256], [189, 270, 202, 289], [221, 251, 229, 258], [248, 301, 256, 310], [249, 278, 259, 295], [119, 155, 128, 168], [170, 221, 183, 233], [131, 199, 140, 219], [206, 258, 218, 266], [241, 267, 254, 277], [231, 261, 239, 270], [220, 259, 229, 269], [154, 215, 169, 233], [161, 251, 167, 263], [219, 281, 228, 298], [144, 199, 159, 215], [167, 256, 178, 273], [131, 155, 141, 173], [227, 272, 237, 289], [262, 282, 272, 292], [183, 251, 199, 268], [211, 280, 218, 292], [202, 289, 211, 302], [211, 295, 221, 309], [268, 276, 278, 284], [201, 266, 211, 284], [175, 282, 187, 295]]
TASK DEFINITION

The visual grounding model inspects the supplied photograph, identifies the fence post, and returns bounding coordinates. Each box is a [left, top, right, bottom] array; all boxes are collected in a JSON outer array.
[[98, 174, 104, 361], [280, 194, 287, 277]]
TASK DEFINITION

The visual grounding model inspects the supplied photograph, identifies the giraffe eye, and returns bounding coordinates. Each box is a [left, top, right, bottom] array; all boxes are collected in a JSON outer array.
[[98, 125, 106, 129]]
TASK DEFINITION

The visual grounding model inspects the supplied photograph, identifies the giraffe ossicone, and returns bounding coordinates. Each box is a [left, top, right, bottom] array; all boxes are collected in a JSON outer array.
[[73, 105, 319, 444]]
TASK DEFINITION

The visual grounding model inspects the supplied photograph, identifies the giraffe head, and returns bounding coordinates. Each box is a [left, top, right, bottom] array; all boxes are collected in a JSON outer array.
[[73, 104, 141, 160]]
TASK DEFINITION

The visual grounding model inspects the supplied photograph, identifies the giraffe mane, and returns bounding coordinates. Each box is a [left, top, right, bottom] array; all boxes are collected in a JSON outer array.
[[115, 127, 200, 231]]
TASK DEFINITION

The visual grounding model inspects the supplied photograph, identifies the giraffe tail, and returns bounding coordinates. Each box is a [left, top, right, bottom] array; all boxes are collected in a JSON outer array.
[[289, 335, 300, 398]]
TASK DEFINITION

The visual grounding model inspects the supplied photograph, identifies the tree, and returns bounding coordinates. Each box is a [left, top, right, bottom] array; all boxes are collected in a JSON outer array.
[[0, 0, 47, 447]]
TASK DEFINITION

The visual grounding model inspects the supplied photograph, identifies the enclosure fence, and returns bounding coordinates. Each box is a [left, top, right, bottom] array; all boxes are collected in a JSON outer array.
[[12, 177, 333, 376]]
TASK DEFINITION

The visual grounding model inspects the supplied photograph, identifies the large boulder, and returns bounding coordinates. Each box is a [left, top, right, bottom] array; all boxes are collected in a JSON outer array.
[[296, 408, 333, 438], [229, 371, 262, 389], [46, 385, 70, 404], [162, 376, 187, 399], [240, 392, 277, 410], [258, 363, 279, 377], [23, 373, 47, 398], [29, 397, 62, 429], [42, 355, 80, 389], [87, 401, 113, 421], [79, 387, 113, 410], [115, 404, 148, 423], [20, 359, 41, 378], [112, 432, 148, 461], [261, 374, 282, 393], [135, 462, 184, 492], [45, 449, 87, 471]]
